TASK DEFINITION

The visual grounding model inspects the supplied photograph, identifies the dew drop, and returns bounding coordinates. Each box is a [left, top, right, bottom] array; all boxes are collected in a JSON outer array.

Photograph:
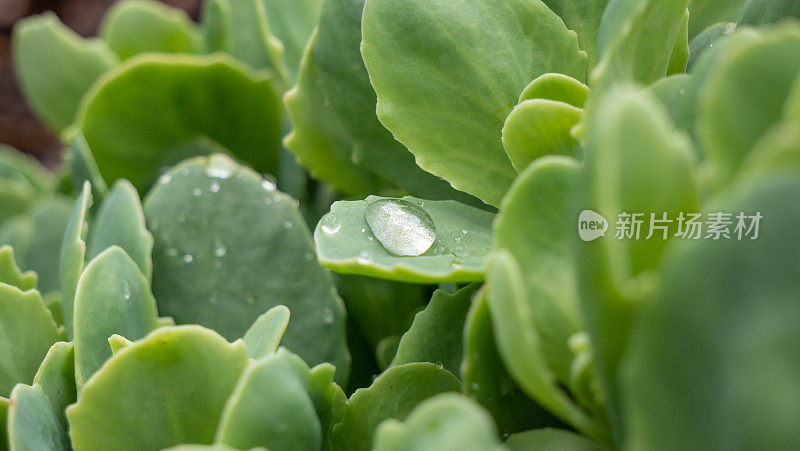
[[206, 165, 231, 179], [123, 281, 131, 300], [182, 254, 194, 263], [158, 173, 171, 185], [461, 229, 468, 235], [191, 188, 201, 197], [364, 199, 436, 257], [323, 308, 334, 324], [304, 252, 314, 261], [246, 295, 256, 305], [356, 252, 373, 265], [214, 240, 227, 257], [261, 179, 277, 192], [453, 244, 468, 257], [167, 248, 178, 257], [319, 214, 341, 235], [284, 221, 293, 229], [210, 182, 220, 193]]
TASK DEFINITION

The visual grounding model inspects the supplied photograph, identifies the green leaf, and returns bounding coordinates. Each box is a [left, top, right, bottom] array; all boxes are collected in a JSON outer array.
[[577, 87, 697, 434], [0, 216, 32, 268], [0, 283, 62, 398], [376, 336, 401, 370], [7, 384, 69, 451], [74, 54, 283, 191], [739, 0, 800, 26], [623, 175, 800, 450], [86, 179, 154, 281], [667, 10, 690, 75], [216, 349, 336, 450], [283, 31, 382, 196], [28, 197, 78, 295], [100, 0, 204, 60], [390, 283, 480, 375], [505, 428, 603, 451], [59, 182, 92, 339], [12, 12, 118, 132], [0, 145, 52, 193], [261, 0, 320, 83], [361, 0, 586, 206], [687, 0, 746, 38], [494, 157, 583, 383], [65, 135, 109, 201], [687, 22, 737, 71], [289, 0, 469, 202], [66, 326, 249, 451], [593, 0, 689, 88], [374, 393, 505, 451], [462, 290, 559, 436], [316, 196, 495, 283], [484, 251, 607, 444], [502, 101, 582, 173], [335, 275, 427, 350], [697, 23, 800, 188], [107, 334, 132, 354], [518, 73, 589, 107], [243, 305, 291, 359], [200, 0, 284, 75], [164, 445, 267, 451], [32, 342, 76, 429], [0, 396, 7, 450], [540, 0, 611, 73], [144, 154, 350, 383], [330, 362, 461, 451], [73, 247, 161, 391], [0, 245, 36, 290]]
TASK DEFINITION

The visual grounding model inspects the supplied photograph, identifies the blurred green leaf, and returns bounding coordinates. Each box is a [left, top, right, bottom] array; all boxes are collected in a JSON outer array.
[[624, 175, 800, 450], [687, 0, 746, 38], [261, 0, 320, 84], [541, 0, 610, 73], [505, 428, 603, 451], [58, 182, 91, 339], [0, 245, 36, 290], [361, 0, 586, 206], [739, 0, 800, 26], [100, 0, 204, 60], [502, 101, 582, 173], [12, 12, 118, 132], [144, 154, 350, 383], [67, 326, 249, 451], [74, 54, 282, 191]]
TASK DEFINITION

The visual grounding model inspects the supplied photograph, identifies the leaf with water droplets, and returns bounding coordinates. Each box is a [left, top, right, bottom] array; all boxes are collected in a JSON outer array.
[[67, 326, 249, 451], [144, 154, 350, 383], [73, 246, 161, 391], [0, 283, 62, 398], [316, 196, 494, 284], [86, 179, 154, 282], [389, 283, 480, 375], [330, 362, 461, 451]]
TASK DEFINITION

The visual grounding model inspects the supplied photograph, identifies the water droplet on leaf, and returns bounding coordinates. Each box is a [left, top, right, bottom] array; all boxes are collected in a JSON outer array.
[[210, 182, 220, 193], [182, 254, 193, 263], [365, 199, 436, 256], [320, 214, 341, 235]]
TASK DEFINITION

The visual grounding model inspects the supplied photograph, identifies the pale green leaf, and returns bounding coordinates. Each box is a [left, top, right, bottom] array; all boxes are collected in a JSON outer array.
[[361, 0, 586, 206], [502, 101, 582, 173], [58, 182, 92, 339], [243, 305, 291, 359], [0, 246, 36, 290], [7, 384, 69, 451], [12, 12, 118, 132], [32, 342, 75, 429], [66, 326, 249, 451]]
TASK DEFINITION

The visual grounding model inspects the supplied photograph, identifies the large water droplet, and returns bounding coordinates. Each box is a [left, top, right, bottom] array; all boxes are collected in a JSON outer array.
[[365, 199, 436, 256], [319, 214, 341, 235]]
